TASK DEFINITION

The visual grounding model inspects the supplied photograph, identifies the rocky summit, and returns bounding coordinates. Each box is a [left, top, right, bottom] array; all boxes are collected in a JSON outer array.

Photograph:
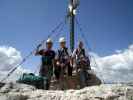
[[0, 82, 133, 100]]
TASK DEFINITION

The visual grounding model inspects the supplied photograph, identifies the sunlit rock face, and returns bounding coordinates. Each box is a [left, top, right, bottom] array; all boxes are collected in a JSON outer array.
[[0, 82, 133, 100]]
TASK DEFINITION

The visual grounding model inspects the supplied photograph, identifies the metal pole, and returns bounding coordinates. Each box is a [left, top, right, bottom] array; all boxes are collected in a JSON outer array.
[[70, 0, 75, 52]]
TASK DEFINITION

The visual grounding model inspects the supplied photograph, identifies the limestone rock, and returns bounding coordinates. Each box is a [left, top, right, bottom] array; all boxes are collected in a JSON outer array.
[[0, 82, 35, 93], [0, 82, 133, 100]]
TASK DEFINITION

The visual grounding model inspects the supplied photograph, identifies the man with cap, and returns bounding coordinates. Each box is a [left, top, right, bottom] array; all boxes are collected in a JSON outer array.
[[35, 38, 55, 90], [55, 37, 72, 90], [72, 41, 91, 88]]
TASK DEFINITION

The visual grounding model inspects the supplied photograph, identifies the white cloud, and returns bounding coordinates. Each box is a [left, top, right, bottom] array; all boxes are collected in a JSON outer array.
[[0, 46, 30, 82], [0, 44, 133, 83], [90, 44, 133, 83], [0, 46, 22, 71]]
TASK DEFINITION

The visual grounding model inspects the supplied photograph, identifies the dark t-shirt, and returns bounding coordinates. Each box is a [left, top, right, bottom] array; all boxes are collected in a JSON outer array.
[[37, 49, 55, 65]]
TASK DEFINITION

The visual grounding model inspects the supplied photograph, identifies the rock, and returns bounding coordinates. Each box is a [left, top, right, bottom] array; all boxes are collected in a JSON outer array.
[[0, 82, 35, 93], [0, 83, 5, 88], [86, 73, 102, 86], [50, 72, 102, 90], [0, 93, 28, 100], [0, 83, 133, 100]]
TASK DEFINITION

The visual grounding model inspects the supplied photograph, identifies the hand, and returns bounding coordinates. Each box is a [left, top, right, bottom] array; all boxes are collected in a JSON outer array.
[[56, 62, 60, 66], [78, 69, 81, 72]]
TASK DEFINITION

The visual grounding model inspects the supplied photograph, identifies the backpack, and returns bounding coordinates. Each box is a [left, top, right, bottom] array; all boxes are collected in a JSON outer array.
[[17, 73, 47, 89]]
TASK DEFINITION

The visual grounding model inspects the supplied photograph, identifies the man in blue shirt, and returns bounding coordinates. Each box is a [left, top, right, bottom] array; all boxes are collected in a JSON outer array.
[[35, 38, 55, 90]]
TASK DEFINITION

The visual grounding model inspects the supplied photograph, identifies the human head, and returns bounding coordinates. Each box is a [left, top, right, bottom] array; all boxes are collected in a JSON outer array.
[[46, 38, 53, 49], [59, 37, 66, 48], [78, 41, 83, 48]]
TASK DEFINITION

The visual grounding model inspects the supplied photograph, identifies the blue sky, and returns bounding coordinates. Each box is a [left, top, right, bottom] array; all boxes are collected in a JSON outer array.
[[0, 0, 133, 70]]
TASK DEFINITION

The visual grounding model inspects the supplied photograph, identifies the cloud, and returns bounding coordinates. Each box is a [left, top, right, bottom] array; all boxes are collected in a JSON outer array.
[[90, 44, 133, 83], [0, 44, 133, 83], [0, 46, 30, 82], [0, 46, 22, 71]]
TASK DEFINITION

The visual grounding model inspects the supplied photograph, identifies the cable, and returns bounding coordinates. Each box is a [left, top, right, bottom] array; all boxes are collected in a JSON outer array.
[[0, 17, 67, 83], [33, 19, 67, 74], [75, 17, 105, 84], [75, 18, 92, 50]]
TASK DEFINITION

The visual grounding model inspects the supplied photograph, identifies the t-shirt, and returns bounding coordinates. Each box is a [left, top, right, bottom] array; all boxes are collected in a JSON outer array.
[[37, 49, 55, 65]]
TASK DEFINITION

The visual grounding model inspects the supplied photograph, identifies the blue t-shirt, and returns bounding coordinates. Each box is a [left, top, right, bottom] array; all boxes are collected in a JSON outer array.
[[38, 49, 55, 65]]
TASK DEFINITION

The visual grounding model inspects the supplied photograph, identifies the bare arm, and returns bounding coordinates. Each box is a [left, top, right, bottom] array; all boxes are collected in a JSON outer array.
[[35, 44, 44, 56]]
